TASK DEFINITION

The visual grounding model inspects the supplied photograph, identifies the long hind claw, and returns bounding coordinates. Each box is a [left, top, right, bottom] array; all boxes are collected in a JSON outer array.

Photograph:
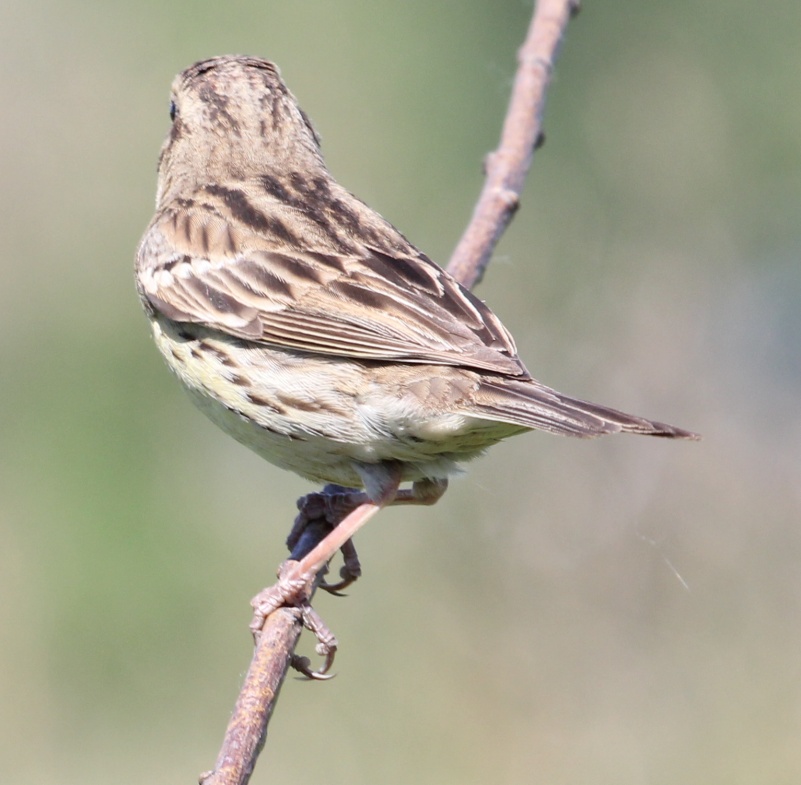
[[318, 538, 362, 594], [296, 602, 338, 677]]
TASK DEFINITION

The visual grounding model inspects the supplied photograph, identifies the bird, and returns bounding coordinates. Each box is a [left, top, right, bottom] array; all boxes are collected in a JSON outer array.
[[136, 56, 698, 642]]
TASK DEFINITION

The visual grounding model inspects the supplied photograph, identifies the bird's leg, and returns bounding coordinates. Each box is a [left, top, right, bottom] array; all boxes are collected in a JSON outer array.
[[293, 462, 405, 579], [318, 476, 449, 592], [391, 477, 449, 507], [250, 503, 392, 677], [249, 465, 402, 670], [285, 476, 449, 594], [286, 484, 366, 553], [250, 469, 448, 675], [286, 484, 368, 594]]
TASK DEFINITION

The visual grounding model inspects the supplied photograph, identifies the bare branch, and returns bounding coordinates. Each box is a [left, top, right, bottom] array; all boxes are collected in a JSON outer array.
[[447, 0, 578, 289], [200, 1, 578, 781], [199, 606, 302, 785], [199, 518, 332, 785]]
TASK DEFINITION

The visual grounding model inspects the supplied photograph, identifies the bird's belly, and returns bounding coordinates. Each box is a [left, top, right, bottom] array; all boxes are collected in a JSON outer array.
[[151, 318, 524, 487]]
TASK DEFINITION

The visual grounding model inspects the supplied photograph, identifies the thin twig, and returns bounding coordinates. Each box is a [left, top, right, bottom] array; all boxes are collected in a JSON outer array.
[[447, 0, 578, 288], [199, 606, 302, 785], [200, 2, 578, 782], [199, 520, 330, 785]]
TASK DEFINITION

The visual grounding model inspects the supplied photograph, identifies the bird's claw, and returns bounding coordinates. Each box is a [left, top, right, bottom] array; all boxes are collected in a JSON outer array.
[[290, 602, 338, 678], [290, 654, 335, 680], [318, 563, 360, 595]]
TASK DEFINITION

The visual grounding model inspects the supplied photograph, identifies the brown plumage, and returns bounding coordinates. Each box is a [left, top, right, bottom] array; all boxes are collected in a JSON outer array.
[[136, 55, 698, 502]]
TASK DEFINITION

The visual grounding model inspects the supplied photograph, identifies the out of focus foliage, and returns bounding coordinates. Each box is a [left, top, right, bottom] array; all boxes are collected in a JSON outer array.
[[1, 2, 799, 783]]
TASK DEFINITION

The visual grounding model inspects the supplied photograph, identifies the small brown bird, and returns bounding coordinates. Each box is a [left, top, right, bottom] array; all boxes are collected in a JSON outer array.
[[136, 56, 697, 626]]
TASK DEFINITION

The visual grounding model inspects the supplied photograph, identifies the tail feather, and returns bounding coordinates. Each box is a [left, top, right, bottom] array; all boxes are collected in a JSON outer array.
[[474, 379, 700, 440]]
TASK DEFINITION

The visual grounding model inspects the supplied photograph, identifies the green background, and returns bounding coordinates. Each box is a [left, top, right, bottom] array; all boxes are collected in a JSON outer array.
[[2, 1, 799, 783]]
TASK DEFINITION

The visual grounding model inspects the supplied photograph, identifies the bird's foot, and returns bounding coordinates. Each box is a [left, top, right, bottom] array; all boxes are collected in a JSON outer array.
[[250, 560, 339, 676], [249, 560, 314, 634]]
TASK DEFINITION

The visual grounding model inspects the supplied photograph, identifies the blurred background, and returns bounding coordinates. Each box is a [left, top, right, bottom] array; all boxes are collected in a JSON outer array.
[[1, 1, 799, 783]]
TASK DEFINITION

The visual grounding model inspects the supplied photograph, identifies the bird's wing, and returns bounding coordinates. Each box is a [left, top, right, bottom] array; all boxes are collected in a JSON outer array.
[[136, 196, 527, 376]]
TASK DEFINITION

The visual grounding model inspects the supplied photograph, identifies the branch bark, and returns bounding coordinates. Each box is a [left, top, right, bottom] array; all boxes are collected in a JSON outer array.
[[447, 0, 577, 288], [200, 2, 578, 782]]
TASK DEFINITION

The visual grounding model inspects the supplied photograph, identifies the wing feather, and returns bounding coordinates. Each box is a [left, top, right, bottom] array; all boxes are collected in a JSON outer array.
[[137, 199, 527, 375]]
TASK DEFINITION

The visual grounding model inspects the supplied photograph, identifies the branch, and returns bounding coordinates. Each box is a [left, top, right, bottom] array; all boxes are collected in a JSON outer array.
[[199, 606, 302, 785], [447, 0, 578, 288], [200, 2, 578, 782]]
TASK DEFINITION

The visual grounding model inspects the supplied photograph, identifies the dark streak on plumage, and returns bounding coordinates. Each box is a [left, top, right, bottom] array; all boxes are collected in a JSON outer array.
[[310, 176, 331, 198], [260, 173, 292, 203], [204, 184, 269, 231], [306, 251, 348, 274], [276, 393, 322, 413], [205, 184, 301, 248], [219, 399, 295, 439], [198, 84, 241, 135], [270, 86, 284, 133], [306, 212, 355, 254], [261, 172, 355, 253], [266, 252, 325, 285], [287, 171, 308, 195], [198, 340, 236, 366], [181, 215, 192, 244], [237, 260, 296, 299], [329, 280, 386, 311], [243, 391, 282, 411], [184, 278, 246, 319], [326, 198, 362, 238], [224, 226, 237, 254], [161, 254, 193, 272], [362, 251, 442, 295]]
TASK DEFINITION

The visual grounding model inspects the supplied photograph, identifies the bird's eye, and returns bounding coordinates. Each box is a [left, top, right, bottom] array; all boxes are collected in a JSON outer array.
[[169, 100, 177, 122]]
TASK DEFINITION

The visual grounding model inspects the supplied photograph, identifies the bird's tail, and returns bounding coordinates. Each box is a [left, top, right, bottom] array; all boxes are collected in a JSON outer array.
[[473, 378, 700, 440]]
